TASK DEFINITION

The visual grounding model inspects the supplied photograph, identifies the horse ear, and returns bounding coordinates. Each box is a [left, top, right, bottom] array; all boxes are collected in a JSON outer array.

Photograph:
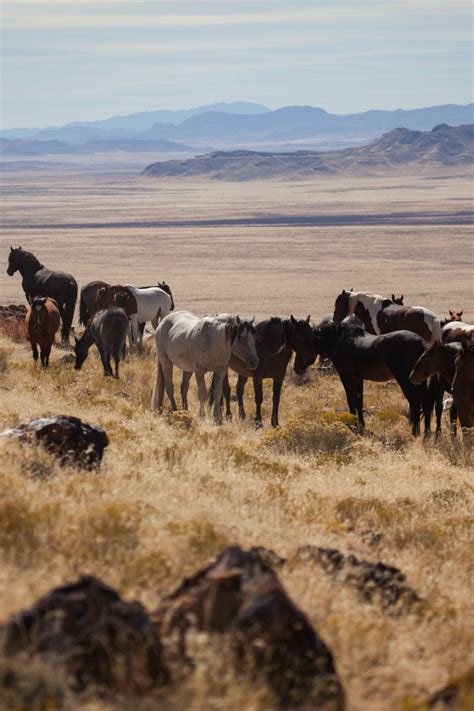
[[18, 246, 22, 250], [306, 314, 311, 324], [10, 246, 13, 251], [350, 287, 353, 292], [73, 335, 79, 343], [392, 294, 395, 301], [459, 310, 463, 318], [290, 314, 297, 325], [235, 315, 241, 326], [341, 289, 346, 295], [249, 316, 255, 326]]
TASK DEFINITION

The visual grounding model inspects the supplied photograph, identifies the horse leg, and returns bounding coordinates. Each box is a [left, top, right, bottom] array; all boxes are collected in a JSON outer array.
[[43, 344, 52, 367], [98, 345, 111, 376], [450, 402, 458, 436], [181, 371, 192, 410], [212, 369, 226, 425], [355, 377, 365, 429], [129, 315, 139, 349], [151, 360, 165, 411], [31, 340, 39, 362], [161, 357, 177, 409], [271, 379, 284, 428], [222, 372, 232, 420], [61, 296, 76, 343], [236, 375, 247, 420], [195, 373, 207, 418], [337, 368, 361, 430], [394, 373, 422, 436], [40, 344, 45, 367], [253, 375, 264, 428]]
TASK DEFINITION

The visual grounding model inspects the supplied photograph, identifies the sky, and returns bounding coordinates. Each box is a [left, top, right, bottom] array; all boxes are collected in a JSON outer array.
[[1, 0, 472, 129]]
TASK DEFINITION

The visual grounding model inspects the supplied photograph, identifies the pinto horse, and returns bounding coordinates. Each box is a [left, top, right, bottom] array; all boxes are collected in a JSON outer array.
[[441, 320, 474, 344], [7, 247, 77, 342], [333, 290, 441, 343], [25, 296, 61, 366], [213, 316, 315, 427], [312, 319, 433, 435]]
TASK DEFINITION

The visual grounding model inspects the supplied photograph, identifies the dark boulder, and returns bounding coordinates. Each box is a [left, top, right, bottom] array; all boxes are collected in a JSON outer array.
[[1, 575, 167, 695], [295, 545, 421, 610], [1, 415, 109, 469], [154, 545, 344, 709]]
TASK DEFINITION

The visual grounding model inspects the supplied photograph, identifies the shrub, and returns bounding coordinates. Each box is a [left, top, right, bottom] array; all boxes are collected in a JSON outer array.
[[264, 410, 357, 457]]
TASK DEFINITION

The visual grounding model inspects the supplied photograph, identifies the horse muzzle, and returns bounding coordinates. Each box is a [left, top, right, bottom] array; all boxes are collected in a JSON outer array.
[[6, 267, 14, 276], [247, 356, 259, 371]]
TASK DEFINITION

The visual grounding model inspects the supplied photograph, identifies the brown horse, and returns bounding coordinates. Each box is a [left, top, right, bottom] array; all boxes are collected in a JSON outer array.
[[409, 341, 461, 434], [25, 296, 61, 366], [333, 290, 442, 342], [452, 341, 474, 447], [96, 285, 137, 318], [214, 316, 315, 427]]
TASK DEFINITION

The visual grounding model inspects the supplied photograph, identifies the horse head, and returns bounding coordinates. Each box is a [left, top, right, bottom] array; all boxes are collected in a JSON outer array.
[[7, 246, 22, 276], [286, 315, 315, 375], [158, 281, 175, 310], [449, 309, 463, 322], [391, 294, 404, 305], [31, 296, 47, 334], [333, 289, 350, 322], [229, 316, 259, 371]]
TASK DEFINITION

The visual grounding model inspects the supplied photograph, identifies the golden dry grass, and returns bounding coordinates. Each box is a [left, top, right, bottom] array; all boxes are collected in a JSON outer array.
[[0, 329, 473, 710], [0, 169, 473, 709]]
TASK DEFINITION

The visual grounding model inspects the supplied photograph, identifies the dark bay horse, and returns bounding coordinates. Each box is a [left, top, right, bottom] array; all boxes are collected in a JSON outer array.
[[452, 341, 474, 448], [409, 341, 461, 434], [25, 296, 61, 366], [74, 308, 129, 378], [333, 290, 441, 343], [214, 316, 315, 427], [7, 247, 77, 342], [312, 320, 433, 435]]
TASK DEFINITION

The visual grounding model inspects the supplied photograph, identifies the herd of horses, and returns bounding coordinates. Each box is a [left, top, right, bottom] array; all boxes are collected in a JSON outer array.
[[5, 246, 474, 440]]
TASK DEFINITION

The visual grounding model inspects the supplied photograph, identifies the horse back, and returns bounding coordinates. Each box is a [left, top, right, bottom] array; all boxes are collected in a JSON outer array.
[[26, 298, 60, 343]]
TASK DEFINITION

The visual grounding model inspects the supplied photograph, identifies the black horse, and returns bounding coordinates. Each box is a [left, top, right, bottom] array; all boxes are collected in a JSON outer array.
[[212, 316, 315, 428], [312, 319, 433, 435], [7, 247, 77, 342]]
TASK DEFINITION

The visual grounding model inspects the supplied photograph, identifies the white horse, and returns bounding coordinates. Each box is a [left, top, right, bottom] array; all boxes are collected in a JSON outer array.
[[151, 311, 259, 424], [126, 283, 174, 348]]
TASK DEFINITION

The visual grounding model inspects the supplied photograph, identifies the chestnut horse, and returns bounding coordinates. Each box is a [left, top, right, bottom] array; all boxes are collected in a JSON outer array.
[[25, 296, 61, 366], [96, 285, 137, 319], [333, 290, 441, 343], [409, 341, 461, 435]]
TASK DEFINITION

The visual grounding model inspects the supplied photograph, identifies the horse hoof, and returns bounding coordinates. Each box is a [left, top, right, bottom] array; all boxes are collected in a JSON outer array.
[[255, 420, 263, 430]]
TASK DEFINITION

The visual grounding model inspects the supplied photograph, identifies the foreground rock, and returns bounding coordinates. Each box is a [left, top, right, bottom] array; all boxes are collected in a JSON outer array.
[[155, 545, 345, 709], [0, 415, 109, 469], [1, 576, 167, 694], [0, 304, 27, 321], [295, 545, 421, 611]]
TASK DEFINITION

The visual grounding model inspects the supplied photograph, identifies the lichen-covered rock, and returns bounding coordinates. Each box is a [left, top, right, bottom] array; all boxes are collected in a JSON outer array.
[[1, 415, 109, 469], [1, 575, 167, 694], [155, 545, 344, 709], [295, 545, 421, 610]]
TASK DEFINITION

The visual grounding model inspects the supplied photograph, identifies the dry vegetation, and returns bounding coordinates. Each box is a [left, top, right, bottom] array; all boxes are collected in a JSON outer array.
[[0, 167, 473, 709], [0, 330, 473, 710]]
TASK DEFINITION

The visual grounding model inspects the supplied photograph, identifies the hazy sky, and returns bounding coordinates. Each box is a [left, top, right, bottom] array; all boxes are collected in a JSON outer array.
[[1, 0, 472, 128]]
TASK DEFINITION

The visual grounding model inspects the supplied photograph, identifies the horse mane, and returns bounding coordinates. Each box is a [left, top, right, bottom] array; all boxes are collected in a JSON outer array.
[[13, 249, 43, 271], [315, 320, 366, 341], [158, 282, 175, 310]]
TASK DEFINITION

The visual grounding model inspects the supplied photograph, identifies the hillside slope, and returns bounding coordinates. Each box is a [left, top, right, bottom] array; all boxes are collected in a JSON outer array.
[[142, 124, 474, 179]]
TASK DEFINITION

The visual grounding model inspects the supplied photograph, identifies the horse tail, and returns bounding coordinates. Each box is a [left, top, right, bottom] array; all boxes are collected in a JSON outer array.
[[431, 317, 442, 344], [61, 285, 77, 340], [79, 293, 89, 326]]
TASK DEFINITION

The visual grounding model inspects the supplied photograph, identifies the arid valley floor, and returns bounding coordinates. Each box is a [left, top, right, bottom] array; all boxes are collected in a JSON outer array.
[[0, 159, 473, 710]]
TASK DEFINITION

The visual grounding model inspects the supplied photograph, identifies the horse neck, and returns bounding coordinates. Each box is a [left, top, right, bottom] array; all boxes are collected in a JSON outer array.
[[18, 254, 43, 277], [79, 328, 95, 350]]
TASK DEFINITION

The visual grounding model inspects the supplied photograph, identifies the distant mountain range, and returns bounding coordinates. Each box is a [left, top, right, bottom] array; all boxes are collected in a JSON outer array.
[[0, 137, 195, 156], [142, 124, 474, 180], [1, 102, 472, 155]]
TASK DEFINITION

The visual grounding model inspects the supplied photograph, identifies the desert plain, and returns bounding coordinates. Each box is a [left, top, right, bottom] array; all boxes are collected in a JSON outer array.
[[0, 157, 473, 710]]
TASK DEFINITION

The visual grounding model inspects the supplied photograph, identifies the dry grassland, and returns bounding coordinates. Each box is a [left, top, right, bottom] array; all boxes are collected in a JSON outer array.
[[0, 165, 473, 710]]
